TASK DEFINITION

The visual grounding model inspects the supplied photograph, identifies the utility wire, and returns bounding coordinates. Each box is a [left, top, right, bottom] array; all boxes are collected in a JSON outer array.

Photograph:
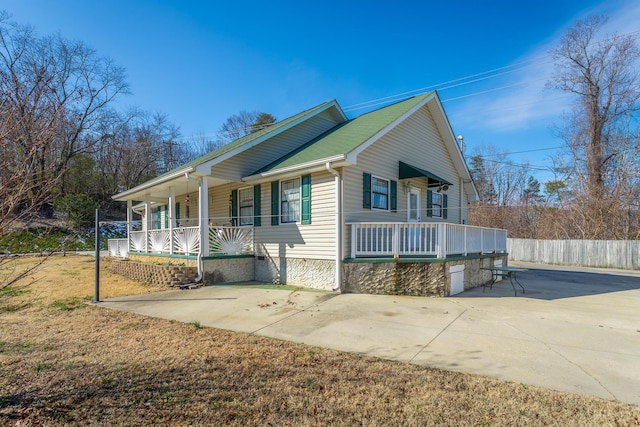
[[176, 28, 640, 143]]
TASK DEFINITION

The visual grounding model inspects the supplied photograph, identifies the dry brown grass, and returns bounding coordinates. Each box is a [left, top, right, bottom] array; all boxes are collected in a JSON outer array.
[[1, 255, 639, 426]]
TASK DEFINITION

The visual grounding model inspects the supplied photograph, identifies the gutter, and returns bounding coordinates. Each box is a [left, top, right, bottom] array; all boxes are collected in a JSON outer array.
[[243, 155, 347, 181], [112, 167, 194, 201], [325, 162, 342, 292]]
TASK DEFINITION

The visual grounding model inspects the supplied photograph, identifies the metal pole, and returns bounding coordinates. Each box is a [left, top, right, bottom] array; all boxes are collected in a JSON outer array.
[[94, 208, 100, 303]]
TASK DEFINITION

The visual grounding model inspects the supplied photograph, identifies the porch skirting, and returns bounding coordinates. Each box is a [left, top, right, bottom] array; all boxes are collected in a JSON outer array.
[[255, 257, 336, 291], [203, 256, 255, 284], [342, 254, 507, 297]]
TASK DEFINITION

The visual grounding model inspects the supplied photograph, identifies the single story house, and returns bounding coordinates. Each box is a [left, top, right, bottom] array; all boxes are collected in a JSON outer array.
[[109, 91, 507, 296]]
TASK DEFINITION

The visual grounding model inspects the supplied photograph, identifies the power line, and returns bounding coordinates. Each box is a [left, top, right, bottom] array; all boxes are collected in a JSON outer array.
[[177, 28, 640, 142]]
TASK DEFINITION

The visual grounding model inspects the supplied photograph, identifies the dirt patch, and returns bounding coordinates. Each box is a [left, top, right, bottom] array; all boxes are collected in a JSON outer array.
[[1, 255, 639, 426]]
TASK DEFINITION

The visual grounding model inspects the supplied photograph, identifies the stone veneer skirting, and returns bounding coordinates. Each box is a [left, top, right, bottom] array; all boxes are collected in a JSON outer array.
[[202, 256, 255, 284], [254, 256, 336, 291], [342, 254, 508, 297], [112, 251, 508, 297], [109, 260, 198, 287]]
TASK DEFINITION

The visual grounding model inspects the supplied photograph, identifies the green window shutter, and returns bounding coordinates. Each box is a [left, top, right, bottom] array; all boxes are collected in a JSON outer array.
[[164, 205, 168, 229], [253, 185, 261, 227], [426, 190, 433, 217], [271, 181, 279, 226], [390, 180, 397, 212], [443, 194, 448, 220], [175, 203, 180, 227], [231, 189, 238, 226], [301, 174, 311, 224], [363, 172, 371, 209]]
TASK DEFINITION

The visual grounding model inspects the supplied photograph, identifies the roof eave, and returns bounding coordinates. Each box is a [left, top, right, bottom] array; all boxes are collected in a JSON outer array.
[[243, 155, 348, 181], [193, 100, 347, 176], [112, 167, 194, 201]]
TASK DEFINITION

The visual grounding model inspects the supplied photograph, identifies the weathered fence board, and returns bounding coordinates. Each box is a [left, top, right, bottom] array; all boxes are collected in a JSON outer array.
[[508, 238, 640, 270]]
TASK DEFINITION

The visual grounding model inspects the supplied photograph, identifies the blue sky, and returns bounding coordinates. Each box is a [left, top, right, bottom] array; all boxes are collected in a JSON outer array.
[[2, 0, 640, 184]]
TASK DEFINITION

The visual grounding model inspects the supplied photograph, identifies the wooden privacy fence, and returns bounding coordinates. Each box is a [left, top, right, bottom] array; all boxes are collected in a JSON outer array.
[[508, 238, 640, 270]]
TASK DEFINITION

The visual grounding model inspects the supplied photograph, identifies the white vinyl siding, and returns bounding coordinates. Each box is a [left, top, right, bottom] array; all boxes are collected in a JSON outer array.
[[208, 111, 342, 180], [255, 171, 336, 260], [342, 104, 465, 256]]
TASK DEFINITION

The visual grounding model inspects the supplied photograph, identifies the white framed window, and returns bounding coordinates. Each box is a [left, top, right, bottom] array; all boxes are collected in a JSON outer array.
[[238, 187, 254, 226], [372, 176, 389, 210], [281, 177, 301, 223], [431, 191, 443, 218]]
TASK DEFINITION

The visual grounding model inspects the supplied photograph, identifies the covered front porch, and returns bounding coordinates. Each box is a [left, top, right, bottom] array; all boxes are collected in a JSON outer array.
[[110, 221, 507, 260]]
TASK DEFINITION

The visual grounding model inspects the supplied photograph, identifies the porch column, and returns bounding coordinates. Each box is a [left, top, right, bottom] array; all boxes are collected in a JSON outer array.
[[168, 187, 175, 254], [126, 200, 132, 251], [199, 176, 210, 257], [144, 195, 151, 253]]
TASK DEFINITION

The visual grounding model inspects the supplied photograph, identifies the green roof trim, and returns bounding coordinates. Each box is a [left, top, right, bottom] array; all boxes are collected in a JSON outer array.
[[252, 92, 433, 175]]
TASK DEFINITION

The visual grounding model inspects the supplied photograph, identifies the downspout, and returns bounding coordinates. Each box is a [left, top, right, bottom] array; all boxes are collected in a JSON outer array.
[[185, 172, 203, 283], [325, 162, 342, 292], [459, 177, 464, 224]]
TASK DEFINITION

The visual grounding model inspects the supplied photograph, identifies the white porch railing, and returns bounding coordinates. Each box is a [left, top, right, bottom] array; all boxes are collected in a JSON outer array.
[[349, 222, 507, 258], [209, 226, 254, 255], [108, 238, 129, 258], [109, 225, 254, 257], [172, 226, 200, 255]]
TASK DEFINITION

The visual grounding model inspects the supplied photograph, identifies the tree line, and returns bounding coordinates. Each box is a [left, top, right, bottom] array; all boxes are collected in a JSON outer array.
[[468, 16, 640, 240], [0, 11, 275, 231], [1, 13, 638, 241]]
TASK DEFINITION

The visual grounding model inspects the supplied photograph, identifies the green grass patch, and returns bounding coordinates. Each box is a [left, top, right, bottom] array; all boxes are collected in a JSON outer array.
[[49, 297, 87, 312]]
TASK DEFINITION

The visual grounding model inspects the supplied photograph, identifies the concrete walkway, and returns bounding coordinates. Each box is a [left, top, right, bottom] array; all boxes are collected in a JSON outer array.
[[99, 262, 640, 406]]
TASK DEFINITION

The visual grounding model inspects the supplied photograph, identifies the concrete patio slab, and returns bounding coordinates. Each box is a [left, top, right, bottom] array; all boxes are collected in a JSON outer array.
[[99, 263, 640, 406]]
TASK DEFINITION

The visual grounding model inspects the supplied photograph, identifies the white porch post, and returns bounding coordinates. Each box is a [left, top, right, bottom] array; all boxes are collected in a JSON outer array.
[[199, 176, 210, 257], [437, 223, 446, 258], [144, 195, 151, 253], [126, 200, 132, 251], [168, 187, 175, 254]]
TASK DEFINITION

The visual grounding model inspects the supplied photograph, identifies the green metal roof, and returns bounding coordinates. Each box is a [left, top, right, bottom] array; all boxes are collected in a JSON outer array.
[[137, 99, 340, 187], [252, 92, 432, 175]]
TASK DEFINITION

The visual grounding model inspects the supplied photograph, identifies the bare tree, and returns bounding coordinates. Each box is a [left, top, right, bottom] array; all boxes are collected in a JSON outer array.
[[549, 15, 640, 239], [467, 146, 534, 236], [0, 11, 129, 304], [218, 110, 277, 143], [0, 12, 129, 209]]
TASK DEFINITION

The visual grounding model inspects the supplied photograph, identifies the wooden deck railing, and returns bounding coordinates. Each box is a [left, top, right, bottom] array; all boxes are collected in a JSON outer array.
[[349, 222, 507, 258]]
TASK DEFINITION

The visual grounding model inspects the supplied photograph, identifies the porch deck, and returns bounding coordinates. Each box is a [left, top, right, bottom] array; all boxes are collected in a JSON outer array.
[[108, 223, 506, 260]]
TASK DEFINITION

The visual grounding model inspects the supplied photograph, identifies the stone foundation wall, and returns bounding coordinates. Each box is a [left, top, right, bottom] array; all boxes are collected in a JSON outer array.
[[110, 260, 198, 287], [202, 257, 255, 284], [342, 255, 507, 297], [255, 257, 335, 291]]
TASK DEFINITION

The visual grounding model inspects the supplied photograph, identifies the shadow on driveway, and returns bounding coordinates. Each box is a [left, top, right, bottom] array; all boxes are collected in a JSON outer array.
[[458, 263, 640, 300]]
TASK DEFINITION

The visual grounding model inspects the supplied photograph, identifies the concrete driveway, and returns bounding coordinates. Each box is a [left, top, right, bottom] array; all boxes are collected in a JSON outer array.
[[99, 262, 640, 406]]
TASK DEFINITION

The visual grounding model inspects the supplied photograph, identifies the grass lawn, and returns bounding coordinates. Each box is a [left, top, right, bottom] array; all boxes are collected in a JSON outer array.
[[1, 255, 639, 426]]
